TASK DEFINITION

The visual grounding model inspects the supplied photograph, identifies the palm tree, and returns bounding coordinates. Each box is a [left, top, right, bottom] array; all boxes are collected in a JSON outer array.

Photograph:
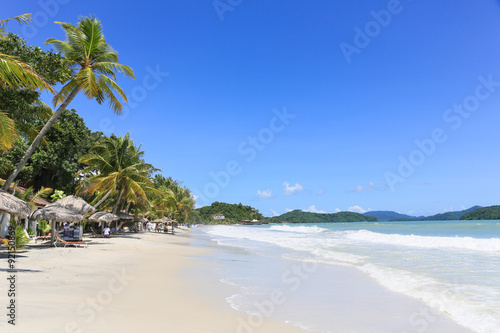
[[2, 16, 134, 191], [0, 14, 54, 150], [77, 133, 159, 214], [0, 14, 54, 91]]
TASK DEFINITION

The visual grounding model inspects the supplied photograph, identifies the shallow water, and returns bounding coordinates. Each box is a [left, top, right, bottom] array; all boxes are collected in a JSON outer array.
[[196, 220, 500, 333]]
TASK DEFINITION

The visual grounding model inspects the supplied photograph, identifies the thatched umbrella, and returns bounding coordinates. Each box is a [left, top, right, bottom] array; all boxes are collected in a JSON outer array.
[[87, 211, 119, 224], [48, 195, 95, 215], [115, 211, 134, 221], [30, 206, 84, 245], [0, 190, 31, 238], [0, 190, 31, 217]]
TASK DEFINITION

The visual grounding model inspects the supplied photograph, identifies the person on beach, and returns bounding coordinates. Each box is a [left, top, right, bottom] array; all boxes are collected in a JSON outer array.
[[103, 227, 110, 238]]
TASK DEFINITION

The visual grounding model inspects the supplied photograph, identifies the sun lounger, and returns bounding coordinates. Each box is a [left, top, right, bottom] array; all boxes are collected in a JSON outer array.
[[54, 232, 90, 248]]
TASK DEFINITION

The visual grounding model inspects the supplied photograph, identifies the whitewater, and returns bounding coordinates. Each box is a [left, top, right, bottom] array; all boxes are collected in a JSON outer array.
[[198, 220, 500, 333]]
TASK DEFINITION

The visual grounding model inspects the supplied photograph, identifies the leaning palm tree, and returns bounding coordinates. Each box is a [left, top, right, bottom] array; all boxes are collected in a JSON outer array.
[[2, 16, 134, 191]]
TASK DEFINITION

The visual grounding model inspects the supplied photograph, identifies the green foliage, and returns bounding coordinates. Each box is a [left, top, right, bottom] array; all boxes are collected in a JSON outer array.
[[268, 209, 378, 223], [38, 220, 50, 234], [460, 206, 500, 220], [197, 202, 264, 224], [7, 218, 30, 252], [0, 34, 70, 141], [50, 189, 66, 202], [0, 109, 101, 193]]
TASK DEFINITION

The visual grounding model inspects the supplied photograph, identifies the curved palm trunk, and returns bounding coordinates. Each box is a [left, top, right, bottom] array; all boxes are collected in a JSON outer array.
[[2, 86, 81, 191], [93, 190, 112, 210], [112, 187, 124, 215]]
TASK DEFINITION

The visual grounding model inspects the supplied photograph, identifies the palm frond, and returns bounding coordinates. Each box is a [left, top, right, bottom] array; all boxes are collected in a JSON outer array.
[[0, 111, 17, 149]]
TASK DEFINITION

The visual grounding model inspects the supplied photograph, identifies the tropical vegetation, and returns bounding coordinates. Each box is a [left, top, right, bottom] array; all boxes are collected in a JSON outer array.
[[268, 209, 378, 223], [460, 206, 500, 220], [197, 201, 264, 224]]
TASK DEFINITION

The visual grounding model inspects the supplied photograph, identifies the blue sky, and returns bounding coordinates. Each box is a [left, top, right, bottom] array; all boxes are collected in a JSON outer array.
[[5, 0, 500, 217]]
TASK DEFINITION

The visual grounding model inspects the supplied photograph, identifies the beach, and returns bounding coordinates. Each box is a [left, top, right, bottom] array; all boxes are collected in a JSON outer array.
[[1, 225, 484, 333], [2, 229, 308, 333]]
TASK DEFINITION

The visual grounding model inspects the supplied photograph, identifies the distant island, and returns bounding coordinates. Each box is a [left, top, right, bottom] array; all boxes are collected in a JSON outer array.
[[267, 210, 378, 223], [196, 201, 265, 224], [195, 203, 500, 225], [364, 206, 482, 222], [460, 206, 500, 220]]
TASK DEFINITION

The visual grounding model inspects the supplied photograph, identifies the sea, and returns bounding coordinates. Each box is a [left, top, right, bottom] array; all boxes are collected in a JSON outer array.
[[193, 220, 500, 333]]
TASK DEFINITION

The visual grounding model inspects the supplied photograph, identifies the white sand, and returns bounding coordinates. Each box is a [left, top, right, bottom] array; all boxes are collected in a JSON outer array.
[[0, 229, 476, 333], [1, 230, 308, 333]]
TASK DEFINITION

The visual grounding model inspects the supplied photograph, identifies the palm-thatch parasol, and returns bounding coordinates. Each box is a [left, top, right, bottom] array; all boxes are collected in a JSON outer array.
[[30, 206, 84, 223], [87, 211, 119, 224], [48, 195, 95, 215], [30, 206, 84, 245], [115, 212, 134, 221], [135, 216, 148, 223], [0, 190, 31, 217]]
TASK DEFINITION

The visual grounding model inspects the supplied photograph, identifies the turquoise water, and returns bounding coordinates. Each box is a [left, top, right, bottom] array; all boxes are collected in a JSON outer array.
[[198, 220, 500, 333]]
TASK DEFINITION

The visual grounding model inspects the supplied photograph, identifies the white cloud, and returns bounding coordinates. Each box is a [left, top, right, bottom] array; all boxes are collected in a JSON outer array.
[[270, 209, 279, 217], [348, 205, 368, 214], [304, 205, 326, 213], [335, 208, 341, 213], [317, 189, 325, 195], [257, 189, 273, 198], [285, 208, 294, 212], [283, 181, 304, 195]]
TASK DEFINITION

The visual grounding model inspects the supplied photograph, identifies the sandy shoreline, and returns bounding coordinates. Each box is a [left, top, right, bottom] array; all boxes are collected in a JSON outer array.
[[1, 229, 308, 333], [0, 228, 476, 333]]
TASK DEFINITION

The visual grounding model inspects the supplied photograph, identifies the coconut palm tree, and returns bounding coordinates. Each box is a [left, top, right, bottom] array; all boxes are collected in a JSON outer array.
[[76, 133, 159, 214], [0, 14, 54, 150], [2, 16, 134, 191]]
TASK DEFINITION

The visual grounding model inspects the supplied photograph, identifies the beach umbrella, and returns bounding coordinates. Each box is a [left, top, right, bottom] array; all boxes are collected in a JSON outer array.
[[115, 211, 134, 221], [87, 211, 119, 223], [135, 216, 148, 223], [48, 195, 95, 215], [30, 206, 84, 245], [0, 190, 31, 217]]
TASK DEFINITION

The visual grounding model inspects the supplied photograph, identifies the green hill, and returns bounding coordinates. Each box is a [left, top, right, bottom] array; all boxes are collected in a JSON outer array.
[[389, 206, 481, 221], [363, 211, 416, 221], [460, 206, 500, 220], [196, 201, 264, 224], [268, 210, 378, 223]]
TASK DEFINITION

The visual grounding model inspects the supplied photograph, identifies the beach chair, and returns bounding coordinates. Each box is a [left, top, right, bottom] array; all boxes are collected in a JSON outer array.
[[54, 232, 90, 248], [90, 226, 104, 238]]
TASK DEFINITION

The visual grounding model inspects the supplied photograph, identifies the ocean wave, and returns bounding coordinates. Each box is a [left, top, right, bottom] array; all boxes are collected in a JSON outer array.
[[345, 230, 500, 253], [269, 225, 328, 234]]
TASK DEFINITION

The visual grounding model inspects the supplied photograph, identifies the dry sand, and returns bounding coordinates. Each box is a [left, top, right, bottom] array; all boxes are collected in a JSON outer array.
[[0, 229, 308, 333]]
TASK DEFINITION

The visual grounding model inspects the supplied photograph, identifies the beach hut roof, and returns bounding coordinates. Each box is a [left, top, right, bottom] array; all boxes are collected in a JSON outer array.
[[115, 211, 134, 221], [48, 195, 95, 215], [135, 217, 148, 223], [87, 211, 119, 223], [30, 206, 84, 222], [0, 190, 31, 217]]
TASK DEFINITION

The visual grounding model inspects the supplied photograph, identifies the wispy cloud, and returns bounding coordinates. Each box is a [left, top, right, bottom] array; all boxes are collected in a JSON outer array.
[[283, 181, 304, 195], [285, 208, 294, 212], [270, 209, 279, 217], [317, 189, 325, 195], [304, 205, 326, 213], [348, 205, 369, 214], [348, 182, 388, 192], [334, 208, 341, 213], [256, 189, 273, 198]]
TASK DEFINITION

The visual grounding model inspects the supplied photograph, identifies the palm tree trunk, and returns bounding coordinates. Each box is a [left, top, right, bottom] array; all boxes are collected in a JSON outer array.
[[93, 190, 112, 210], [2, 86, 81, 191], [112, 187, 124, 215]]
